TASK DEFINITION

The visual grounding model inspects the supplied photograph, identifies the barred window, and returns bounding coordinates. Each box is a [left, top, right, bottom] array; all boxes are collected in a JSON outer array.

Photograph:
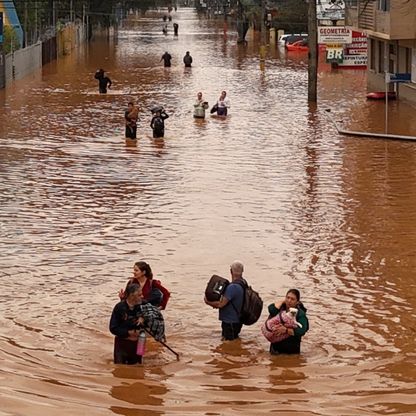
[[378, 0, 390, 12]]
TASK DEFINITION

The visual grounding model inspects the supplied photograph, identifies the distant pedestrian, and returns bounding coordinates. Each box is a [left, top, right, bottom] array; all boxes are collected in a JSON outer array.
[[173, 23, 179, 36], [163, 15, 167, 22], [183, 51, 193, 68], [162, 24, 168, 35], [161, 51, 172, 67], [94, 69, 112, 94]]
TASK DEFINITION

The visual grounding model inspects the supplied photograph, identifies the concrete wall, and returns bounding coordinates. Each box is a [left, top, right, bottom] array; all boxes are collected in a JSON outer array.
[[5, 42, 42, 85], [2, 22, 87, 88], [57, 22, 87, 57]]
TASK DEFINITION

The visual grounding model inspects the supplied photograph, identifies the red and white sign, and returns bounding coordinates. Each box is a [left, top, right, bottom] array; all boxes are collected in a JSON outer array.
[[339, 31, 367, 68], [318, 26, 352, 44]]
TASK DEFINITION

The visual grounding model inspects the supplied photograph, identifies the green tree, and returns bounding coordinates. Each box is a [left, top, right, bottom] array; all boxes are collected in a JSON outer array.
[[3, 26, 20, 54]]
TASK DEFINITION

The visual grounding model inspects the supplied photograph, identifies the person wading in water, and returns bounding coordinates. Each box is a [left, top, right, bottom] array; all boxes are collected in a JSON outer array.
[[94, 69, 112, 94]]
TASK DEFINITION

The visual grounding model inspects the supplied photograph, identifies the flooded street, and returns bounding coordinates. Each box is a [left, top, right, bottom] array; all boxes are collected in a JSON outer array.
[[1, 8, 416, 415]]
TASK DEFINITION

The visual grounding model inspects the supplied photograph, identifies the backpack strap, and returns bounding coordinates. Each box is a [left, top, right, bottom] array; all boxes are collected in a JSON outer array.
[[228, 279, 246, 318]]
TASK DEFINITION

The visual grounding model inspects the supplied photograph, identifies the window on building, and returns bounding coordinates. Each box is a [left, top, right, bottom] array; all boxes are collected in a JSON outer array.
[[378, 0, 390, 12], [405, 47, 412, 74], [345, 0, 358, 6]]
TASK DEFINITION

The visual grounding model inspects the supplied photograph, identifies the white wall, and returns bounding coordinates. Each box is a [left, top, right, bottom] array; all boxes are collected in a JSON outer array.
[[5, 42, 42, 85]]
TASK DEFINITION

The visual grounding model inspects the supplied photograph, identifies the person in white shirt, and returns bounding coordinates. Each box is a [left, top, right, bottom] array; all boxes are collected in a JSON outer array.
[[193, 92, 209, 119], [216, 90, 230, 116]]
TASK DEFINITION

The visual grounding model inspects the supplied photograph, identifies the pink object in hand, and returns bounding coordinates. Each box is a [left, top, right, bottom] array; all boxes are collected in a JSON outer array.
[[136, 331, 146, 356]]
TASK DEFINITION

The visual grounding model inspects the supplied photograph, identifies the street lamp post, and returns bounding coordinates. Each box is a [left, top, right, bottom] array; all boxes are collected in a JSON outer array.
[[308, 0, 318, 102]]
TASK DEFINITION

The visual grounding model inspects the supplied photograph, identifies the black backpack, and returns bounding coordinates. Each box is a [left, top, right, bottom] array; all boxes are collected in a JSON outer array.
[[153, 117, 164, 131], [234, 279, 263, 325]]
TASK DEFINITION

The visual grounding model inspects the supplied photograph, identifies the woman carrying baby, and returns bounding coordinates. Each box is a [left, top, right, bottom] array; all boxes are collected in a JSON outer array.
[[268, 289, 309, 355]]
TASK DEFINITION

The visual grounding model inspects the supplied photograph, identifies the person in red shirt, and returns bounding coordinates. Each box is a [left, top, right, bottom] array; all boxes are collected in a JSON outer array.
[[119, 261, 170, 310]]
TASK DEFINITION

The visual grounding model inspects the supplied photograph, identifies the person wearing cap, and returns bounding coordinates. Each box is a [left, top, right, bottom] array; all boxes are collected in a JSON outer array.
[[94, 69, 112, 94], [204, 261, 246, 341], [183, 51, 193, 68]]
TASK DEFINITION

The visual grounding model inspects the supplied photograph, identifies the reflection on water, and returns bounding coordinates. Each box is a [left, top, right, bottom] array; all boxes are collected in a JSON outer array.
[[1, 7, 416, 416]]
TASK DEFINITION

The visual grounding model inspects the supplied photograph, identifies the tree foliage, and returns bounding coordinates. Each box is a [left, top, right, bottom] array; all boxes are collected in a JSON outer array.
[[3, 25, 20, 54]]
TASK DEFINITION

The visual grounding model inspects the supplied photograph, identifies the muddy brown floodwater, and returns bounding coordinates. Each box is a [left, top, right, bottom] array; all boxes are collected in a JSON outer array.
[[1, 7, 416, 416]]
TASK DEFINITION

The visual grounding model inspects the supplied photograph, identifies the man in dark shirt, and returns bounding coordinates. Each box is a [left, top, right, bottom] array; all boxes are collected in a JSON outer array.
[[161, 52, 172, 67], [109, 283, 166, 364], [94, 69, 112, 94], [183, 51, 193, 68], [109, 283, 142, 364], [150, 108, 169, 138]]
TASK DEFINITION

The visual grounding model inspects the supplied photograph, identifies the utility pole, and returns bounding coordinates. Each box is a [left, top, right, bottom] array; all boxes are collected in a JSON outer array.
[[53, 0, 56, 28], [35, 1, 38, 43], [24, 0, 28, 46], [70, 0, 74, 22], [308, 0, 318, 102], [0, 12, 4, 89], [261, 0, 267, 45], [259, 0, 267, 61]]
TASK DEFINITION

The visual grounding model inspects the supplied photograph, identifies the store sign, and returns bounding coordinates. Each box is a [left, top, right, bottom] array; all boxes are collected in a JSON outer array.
[[338, 31, 368, 68], [317, 0, 345, 21], [326, 45, 344, 64], [318, 26, 352, 44]]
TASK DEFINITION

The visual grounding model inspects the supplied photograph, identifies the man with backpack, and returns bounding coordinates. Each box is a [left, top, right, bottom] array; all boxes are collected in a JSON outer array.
[[150, 107, 169, 138], [204, 261, 246, 341]]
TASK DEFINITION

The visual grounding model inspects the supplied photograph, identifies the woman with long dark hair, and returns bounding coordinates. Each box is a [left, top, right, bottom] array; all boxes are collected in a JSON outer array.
[[267, 289, 309, 354], [119, 261, 170, 310]]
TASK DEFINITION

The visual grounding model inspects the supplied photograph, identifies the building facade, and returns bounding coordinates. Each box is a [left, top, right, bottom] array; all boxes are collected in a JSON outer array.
[[345, 0, 416, 102]]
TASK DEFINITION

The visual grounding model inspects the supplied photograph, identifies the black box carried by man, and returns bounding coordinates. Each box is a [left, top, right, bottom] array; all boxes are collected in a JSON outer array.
[[205, 275, 229, 302]]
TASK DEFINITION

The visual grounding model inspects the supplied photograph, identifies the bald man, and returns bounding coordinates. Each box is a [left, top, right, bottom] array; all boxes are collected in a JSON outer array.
[[204, 261, 245, 340]]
